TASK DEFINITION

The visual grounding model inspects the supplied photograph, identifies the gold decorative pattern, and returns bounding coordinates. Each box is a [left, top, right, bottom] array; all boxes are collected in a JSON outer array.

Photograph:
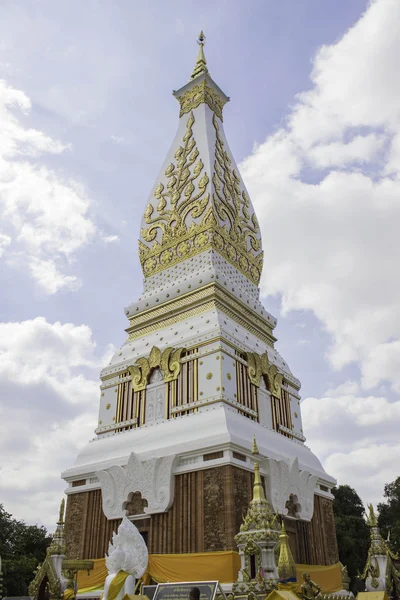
[[126, 284, 276, 347], [139, 95, 263, 286], [127, 300, 214, 340], [246, 350, 284, 398], [140, 111, 210, 269], [127, 285, 213, 326], [177, 79, 227, 120], [128, 345, 184, 391], [212, 114, 263, 280]]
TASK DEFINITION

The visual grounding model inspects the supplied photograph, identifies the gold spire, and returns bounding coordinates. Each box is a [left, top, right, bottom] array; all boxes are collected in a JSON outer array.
[[190, 30, 209, 80], [58, 498, 65, 525], [252, 434, 259, 455], [49, 498, 66, 555], [367, 503, 378, 527], [278, 521, 297, 583], [252, 462, 266, 502]]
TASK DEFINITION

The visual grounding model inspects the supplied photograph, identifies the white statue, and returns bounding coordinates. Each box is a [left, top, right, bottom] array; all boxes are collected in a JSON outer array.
[[103, 516, 148, 600]]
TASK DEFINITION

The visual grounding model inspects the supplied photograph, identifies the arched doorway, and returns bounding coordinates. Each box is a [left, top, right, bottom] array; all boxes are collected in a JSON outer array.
[[38, 576, 50, 600]]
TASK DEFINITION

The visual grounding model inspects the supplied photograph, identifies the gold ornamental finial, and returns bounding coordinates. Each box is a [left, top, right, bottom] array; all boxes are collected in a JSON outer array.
[[278, 521, 297, 583], [252, 462, 266, 503], [190, 30, 209, 80], [58, 498, 65, 525], [251, 435, 259, 455], [367, 503, 378, 527]]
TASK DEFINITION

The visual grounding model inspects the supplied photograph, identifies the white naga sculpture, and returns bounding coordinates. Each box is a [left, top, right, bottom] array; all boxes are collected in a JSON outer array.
[[103, 516, 148, 600]]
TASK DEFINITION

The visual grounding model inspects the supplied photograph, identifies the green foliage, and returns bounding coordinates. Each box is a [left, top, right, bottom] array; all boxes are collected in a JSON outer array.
[[0, 504, 51, 597], [378, 476, 400, 553], [332, 485, 370, 579]]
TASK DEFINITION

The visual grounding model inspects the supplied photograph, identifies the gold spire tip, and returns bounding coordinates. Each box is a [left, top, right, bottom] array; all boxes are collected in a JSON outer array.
[[58, 497, 65, 524], [251, 435, 259, 455], [190, 30, 208, 80], [252, 461, 266, 502]]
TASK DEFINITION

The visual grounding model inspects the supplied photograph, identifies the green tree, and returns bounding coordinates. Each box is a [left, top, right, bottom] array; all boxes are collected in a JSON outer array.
[[332, 485, 370, 580], [378, 476, 400, 553], [0, 504, 51, 597]]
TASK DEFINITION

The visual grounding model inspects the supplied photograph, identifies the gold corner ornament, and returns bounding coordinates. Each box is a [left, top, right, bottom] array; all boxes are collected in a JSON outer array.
[[246, 350, 283, 398], [139, 110, 263, 285], [177, 79, 227, 121], [128, 345, 184, 391]]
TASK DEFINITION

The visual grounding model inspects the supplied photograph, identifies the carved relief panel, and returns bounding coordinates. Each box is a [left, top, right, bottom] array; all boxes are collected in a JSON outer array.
[[96, 451, 176, 520], [266, 457, 318, 521], [145, 368, 166, 424]]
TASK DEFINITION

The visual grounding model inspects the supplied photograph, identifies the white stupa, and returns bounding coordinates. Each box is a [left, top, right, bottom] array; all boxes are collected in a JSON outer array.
[[62, 32, 338, 568]]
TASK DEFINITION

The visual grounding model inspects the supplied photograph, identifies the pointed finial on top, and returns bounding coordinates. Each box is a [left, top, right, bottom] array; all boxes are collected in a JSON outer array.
[[278, 520, 297, 583], [190, 30, 209, 80], [252, 462, 266, 503], [252, 435, 259, 455], [367, 503, 378, 527], [58, 498, 65, 525]]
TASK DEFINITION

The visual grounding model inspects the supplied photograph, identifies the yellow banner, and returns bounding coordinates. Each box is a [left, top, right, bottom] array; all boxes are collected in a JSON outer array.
[[77, 554, 342, 593]]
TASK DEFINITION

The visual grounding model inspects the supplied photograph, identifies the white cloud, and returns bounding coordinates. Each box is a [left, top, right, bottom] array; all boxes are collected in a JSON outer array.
[[0, 78, 96, 292], [307, 134, 384, 169], [0, 232, 11, 256], [103, 234, 120, 243], [28, 256, 81, 294], [110, 135, 126, 144], [241, 0, 400, 392], [0, 317, 113, 403], [302, 385, 400, 506], [0, 317, 114, 527]]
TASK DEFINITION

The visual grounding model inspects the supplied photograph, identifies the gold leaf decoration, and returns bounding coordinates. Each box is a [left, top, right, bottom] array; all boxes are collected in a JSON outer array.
[[129, 345, 184, 391], [246, 350, 283, 399], [176, 79, 228, 121], [139, 107, 264, 285]]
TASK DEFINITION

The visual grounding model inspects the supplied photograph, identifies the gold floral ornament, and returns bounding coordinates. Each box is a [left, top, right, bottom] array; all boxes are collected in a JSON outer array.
[[177, 79, 227, 121], [140, 111, 211, 272], [139, 83, 263, 285], [246, 351, 283, 399], [212, 114, 263, 279], [128, 345, 184, 391]]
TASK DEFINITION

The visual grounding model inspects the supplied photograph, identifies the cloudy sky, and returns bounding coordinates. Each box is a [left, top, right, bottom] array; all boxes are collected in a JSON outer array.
[[1, 0, 399, 530]]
